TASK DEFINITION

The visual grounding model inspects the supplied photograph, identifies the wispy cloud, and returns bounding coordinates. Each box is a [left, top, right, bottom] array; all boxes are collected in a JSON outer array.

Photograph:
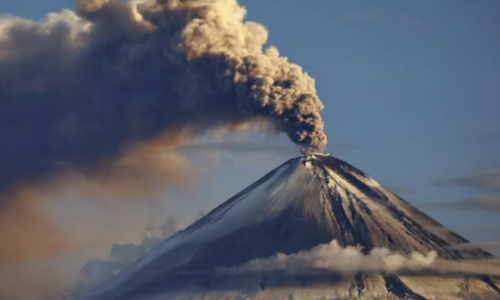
[[450, 241, 500, 251], [452, 196, 500, 213], [431, 168, 500, 191], [426, 195, 500, 214]]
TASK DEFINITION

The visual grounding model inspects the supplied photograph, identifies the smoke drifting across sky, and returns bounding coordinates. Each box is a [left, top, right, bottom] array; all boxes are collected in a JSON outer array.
[[0, 1, 326, 298], [0, 0, 327, 193]]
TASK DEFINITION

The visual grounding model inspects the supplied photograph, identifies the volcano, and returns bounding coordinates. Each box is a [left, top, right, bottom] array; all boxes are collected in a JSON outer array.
[[82, 154, 500, 300]]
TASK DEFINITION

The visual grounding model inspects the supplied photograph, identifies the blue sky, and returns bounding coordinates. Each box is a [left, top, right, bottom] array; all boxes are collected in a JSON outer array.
[[2, 0, 499, 265], [241, 0, 500, 245]]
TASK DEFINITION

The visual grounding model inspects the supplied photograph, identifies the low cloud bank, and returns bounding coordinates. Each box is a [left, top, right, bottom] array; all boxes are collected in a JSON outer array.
[[222, 240, 500, 277]]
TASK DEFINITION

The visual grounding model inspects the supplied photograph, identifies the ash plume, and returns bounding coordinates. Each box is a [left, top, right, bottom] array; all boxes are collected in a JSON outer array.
[[0, 0, 327, 193], [0, 2, 326, 297]]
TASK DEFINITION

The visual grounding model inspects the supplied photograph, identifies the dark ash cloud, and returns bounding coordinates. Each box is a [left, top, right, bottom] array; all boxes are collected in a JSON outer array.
[[0, 0, 328, 194], [0, 2, 328, 298]]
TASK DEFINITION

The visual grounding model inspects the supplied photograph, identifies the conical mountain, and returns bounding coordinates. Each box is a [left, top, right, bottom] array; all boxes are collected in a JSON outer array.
[[83, 154, 500, 300]]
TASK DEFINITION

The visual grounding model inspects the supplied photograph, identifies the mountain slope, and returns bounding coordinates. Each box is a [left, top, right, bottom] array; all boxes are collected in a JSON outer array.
[[82, 154, 499, 300]]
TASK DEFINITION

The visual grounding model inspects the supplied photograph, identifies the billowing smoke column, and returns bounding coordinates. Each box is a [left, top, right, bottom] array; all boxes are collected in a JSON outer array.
[[0, 0, 327, 191]]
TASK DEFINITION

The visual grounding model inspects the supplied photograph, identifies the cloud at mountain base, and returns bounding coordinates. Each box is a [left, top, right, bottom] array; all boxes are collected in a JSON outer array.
[[222, 240, 500, 277]]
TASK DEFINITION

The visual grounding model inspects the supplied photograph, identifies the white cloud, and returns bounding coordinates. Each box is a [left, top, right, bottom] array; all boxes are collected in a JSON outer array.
[[221, 240, 437, 275], [222, 239, 500, 277]]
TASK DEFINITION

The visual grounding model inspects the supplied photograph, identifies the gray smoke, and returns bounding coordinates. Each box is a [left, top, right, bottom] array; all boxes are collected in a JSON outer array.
[[0, 0, 327, 192]]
